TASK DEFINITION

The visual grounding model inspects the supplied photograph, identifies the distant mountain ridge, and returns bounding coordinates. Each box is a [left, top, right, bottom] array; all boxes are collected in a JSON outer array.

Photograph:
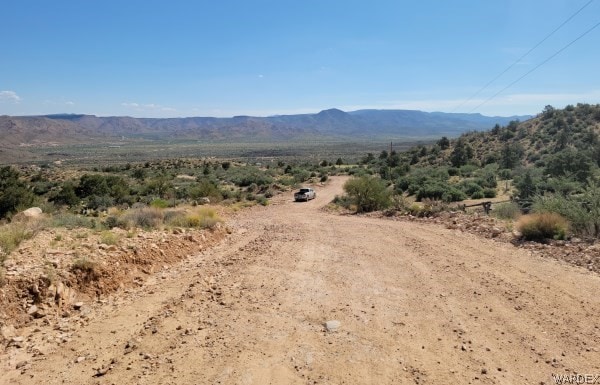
[[0, 109, 531, 147]]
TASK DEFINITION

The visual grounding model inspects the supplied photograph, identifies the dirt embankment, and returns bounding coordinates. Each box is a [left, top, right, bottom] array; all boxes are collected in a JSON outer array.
[[1, 176, 600, 385]]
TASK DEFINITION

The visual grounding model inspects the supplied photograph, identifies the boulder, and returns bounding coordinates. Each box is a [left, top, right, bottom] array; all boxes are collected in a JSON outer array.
[[22, 207, 43, 218]]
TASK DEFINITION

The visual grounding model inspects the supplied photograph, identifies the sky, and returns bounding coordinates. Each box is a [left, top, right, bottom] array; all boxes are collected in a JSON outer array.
[[1, 0, 599, 118]]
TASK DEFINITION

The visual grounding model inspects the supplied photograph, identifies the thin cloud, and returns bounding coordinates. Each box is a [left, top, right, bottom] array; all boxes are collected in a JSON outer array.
[[122, 102, 176, 111], [0, 90, 21, 103]]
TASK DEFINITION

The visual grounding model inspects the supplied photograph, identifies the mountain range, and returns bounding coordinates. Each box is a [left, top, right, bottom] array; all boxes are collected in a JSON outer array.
[[0, 109, 531, 148]]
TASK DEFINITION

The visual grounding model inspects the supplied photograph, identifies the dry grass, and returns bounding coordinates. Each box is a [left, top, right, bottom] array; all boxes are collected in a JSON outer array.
[[165, 207, 222, 229], [0, 218, 46, 259], [100, 230, 120, 245], [516, 213, 568, 241], [120, 207, 164, 229]]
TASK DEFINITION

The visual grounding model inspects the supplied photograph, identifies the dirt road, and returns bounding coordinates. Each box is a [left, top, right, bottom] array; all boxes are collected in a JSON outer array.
[[2, 176, 600, 384]]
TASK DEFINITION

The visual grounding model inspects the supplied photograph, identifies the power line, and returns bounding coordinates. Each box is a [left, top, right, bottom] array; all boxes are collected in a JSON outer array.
[[469, 19, 600, 113], [452, 0, 596, 112]]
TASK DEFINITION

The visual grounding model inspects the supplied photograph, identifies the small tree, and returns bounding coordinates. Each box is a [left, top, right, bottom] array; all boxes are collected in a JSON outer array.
[[336, 158, 344, 166], [343, 176, 391, 213], [516, 170, 536, 199], [437, 136, 450, 150], [0, 166, 35, 218], [51, 182, 80, 207], [450, 138, 473, 167]]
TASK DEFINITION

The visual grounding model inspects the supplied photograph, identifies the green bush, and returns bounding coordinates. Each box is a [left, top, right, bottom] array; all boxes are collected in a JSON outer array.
[[442, 188, 466, 202], [343, 176, 391, 213], [471, 190, 484, 199], [150, 198, 169, 208], [100, 230, 120, 245], [165, 207, 222, 229], [483, 188, 497, 198], [492, 202, 521, 220], [416, 180, 447, 201], [517, 213, 568, 241], [532, 183, 600, 237], [0, 167, 35, 219], [460, 181, 484, 196], [50, 182, 80, 207]]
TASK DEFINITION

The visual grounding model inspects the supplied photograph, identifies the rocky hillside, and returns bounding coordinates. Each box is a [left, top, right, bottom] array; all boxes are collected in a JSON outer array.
[[412, 103, 600, 173]]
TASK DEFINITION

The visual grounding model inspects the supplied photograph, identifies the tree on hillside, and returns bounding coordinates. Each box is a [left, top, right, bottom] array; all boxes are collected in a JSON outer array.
[[516, 170, 536, 199], [437, 136, 450, 150], [0, 166, 35, 218], [450, 138, 473, 167], [500, 143, 523, 169]]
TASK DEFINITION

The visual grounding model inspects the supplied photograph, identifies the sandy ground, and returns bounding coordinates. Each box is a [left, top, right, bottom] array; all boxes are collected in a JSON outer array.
[[2, 176, 600, 384]]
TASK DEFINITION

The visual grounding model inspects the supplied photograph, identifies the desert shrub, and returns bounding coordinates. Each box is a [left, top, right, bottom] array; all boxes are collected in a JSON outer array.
[[483, 188, 497, 198], [121, 208, 164, 229], [343, 176, 391, 213], [150, 198, 169, 208], [50, 182, 80, 207], [85, 194, 114, 210], [332, 194, 355, 210], [492, 202, 521, 220], [533, 183, 600, 237], [320, 175, 328, 182], [459, 164, 478, 177], [226, 166, 273, 187], [516, 213, 568, 241], [189, 179, 223, 201], [51, 213, 97, 229], [76, 174, 110, 197], [416, 180, 447, 201], [442, 188, 466, 202], [100, 231, 120, 245], [471, 190, 484, 199], [460, 181, 484, 197], [497, 169, 513, 180], [256, 195, 269, 206], [104, 215, 120, 229], [165, 207, 222, 229]]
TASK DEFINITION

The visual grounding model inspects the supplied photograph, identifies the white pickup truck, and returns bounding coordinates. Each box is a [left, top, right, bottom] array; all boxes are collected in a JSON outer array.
[[294, 187, 316, 202]]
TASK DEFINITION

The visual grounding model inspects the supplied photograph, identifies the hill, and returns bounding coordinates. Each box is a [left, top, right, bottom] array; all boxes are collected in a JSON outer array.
[[0, 109, 530, 148], [410, 103, 600, 174]]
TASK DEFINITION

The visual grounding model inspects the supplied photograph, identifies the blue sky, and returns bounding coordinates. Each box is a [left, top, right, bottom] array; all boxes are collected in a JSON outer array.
[[1, 0, 599, 118]]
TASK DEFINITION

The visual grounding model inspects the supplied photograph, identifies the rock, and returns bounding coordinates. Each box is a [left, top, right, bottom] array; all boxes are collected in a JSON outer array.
[[76, 356, 86, 363], [22, 207, 43, 217], [27, 305, 45, 318], [16, 361, 28, 369], [324, 320, 341, 332], [11, 336, 25, 348], [199, 197, 210, 204], [490, 227, 503, 237], [73, 302, 84, 310], [1, 324, 16, 340]]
